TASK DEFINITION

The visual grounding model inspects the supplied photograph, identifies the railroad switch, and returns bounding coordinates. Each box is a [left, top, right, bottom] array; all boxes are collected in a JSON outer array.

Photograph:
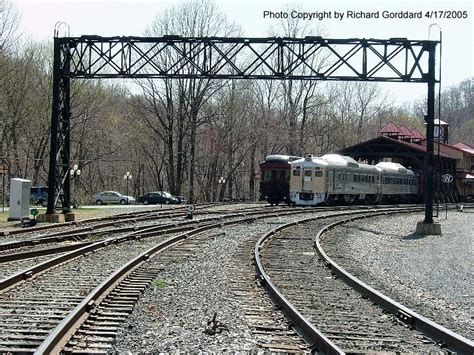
[[186, 204, 194, 219], [204, 312, 228, 335]]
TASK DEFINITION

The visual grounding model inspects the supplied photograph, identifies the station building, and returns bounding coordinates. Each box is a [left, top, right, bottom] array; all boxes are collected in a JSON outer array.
[[337, 121, 474, 202]]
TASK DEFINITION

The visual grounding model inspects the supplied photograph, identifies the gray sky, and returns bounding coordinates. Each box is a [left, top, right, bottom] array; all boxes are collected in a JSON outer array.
[[12, 0, 473, 105]]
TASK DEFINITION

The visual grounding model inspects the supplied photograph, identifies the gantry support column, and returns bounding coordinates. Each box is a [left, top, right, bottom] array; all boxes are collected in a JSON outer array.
[[416, 41, 441, 234], [46, 37, 71, 217], [424, 41, 436, 224]]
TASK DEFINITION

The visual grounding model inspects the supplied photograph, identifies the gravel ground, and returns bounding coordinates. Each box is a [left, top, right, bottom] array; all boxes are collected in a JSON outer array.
[[322, 211, 473, 340], [113, 214, 318, 352], [0, 253, 69, 280]]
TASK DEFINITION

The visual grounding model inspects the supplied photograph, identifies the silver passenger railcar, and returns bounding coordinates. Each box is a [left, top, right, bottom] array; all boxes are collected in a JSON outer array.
[[289, 154, 418, 206]]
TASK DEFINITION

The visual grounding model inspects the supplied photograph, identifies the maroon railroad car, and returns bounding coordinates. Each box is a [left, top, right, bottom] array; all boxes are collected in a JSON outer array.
[[259, 155, 299, 205]]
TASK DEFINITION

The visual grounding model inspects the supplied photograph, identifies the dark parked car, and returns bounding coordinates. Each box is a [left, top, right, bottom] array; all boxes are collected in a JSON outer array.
[[30, 186, 48, 207], [4, 186, 49, 207], [137, 191, 180, 205]]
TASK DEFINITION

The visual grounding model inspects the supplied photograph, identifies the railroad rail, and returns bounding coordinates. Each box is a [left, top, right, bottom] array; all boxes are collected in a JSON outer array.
[[34, 207, 329, 353], [0, 201, 257, 239], [314, 212, 474, 354], [1, 205, 324, 353], [0, 204, 278, 255], [1, 204, 470, 353], [254, 206, 473, 354]]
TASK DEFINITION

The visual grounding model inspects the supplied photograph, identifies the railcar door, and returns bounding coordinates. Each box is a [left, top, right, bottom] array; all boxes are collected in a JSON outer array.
[[327, 169, 335, 192], [291, 166, 302, 192], [302, 167, 312, 191]]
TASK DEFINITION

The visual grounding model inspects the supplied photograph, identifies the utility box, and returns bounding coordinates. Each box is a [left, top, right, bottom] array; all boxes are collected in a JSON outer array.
[[8, 178, 31, 221]]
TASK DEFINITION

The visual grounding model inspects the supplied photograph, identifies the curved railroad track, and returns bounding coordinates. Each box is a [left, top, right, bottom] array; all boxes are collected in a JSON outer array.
[[0, 204, 322, 353], [255, 207, 473, 354], [1, 204, 470, 353]]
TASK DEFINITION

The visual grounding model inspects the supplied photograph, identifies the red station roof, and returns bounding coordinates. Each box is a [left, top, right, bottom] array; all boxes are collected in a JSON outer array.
[[378, 122, 401, 134], [453, 142, 474, 155], [398, 125, 415, 138], [410, 128, 425, 140]]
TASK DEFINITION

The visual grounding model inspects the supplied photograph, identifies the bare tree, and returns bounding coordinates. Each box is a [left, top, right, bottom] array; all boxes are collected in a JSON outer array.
[[0, 0, 20, 54], [270, 10, 329, 156], [139, 0, 240, 202]]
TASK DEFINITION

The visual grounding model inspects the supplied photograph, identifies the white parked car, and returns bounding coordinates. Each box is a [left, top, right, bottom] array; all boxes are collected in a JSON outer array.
[[93, 191, 135, 205]]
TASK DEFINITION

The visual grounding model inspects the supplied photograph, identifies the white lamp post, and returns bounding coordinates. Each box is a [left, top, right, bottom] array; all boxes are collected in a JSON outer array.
[[70, 164, 81, 208], [123, 171, 132, 204], [218, 176, 226, 202]]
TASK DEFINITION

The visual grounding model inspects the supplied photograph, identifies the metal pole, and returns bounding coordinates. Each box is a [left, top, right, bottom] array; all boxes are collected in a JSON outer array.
[[62, 75, 71, 213], [2, 173, 4, 213], [46, 38, 62, 215], [436, 30, 442, 217], [424, 41, 436, 224]]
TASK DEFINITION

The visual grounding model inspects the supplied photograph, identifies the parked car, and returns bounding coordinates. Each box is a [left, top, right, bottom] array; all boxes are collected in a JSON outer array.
[[137, 191, 180, 205], [93, 191, 135, 205], [30, 186, 48, 207], [175, 195, 186, 204]]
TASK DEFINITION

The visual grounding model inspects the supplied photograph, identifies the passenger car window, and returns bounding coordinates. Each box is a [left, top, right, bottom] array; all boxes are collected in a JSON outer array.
[[304, 170, 312, 177], [293, 170, 300, 176], [314, 171, 323, 177]]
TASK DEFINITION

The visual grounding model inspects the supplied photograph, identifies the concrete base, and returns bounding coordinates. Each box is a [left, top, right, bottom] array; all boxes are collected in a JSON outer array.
[[415, 221, 442, 235], [64, 212, 76, 222], [37, 213, 64, 223]]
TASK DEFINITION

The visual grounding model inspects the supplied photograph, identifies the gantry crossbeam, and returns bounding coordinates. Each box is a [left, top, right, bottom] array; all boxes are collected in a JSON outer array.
[[56, 36, 435, 82]]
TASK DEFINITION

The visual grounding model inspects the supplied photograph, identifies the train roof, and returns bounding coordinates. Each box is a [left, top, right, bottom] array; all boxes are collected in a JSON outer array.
[[290, 154, 414, 175], [375, 162, 414, 175], [262, 154, 300, 163], [321, 154, 359, 167], [291, 155, 328, 167]]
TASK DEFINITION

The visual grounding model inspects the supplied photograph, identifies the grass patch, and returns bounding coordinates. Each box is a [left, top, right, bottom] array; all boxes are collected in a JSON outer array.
[[152, 278, 166, 289]]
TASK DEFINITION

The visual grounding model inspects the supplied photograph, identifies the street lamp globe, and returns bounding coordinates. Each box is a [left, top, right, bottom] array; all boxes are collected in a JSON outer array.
[[123, 171, 132, 204], [70, 164, 81, 209]]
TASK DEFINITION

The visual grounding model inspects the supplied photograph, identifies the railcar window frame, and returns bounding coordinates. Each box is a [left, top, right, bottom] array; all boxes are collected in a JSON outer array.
[[264, 170, 272, 181]]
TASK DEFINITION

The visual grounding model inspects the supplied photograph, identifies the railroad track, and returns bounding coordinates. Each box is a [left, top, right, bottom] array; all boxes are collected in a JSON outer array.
[[0, 204, 380, 265], [0, 202, 267, 245], [61, 211, 355, 353], [255, 207, 473, 354], [1, 204, 469, 353], [0, 204, 282, 257], [0, 205, 322, 353]]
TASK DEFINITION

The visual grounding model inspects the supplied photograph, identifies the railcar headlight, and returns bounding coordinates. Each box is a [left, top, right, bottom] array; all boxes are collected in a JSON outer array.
[[290, 192, 296, 198]]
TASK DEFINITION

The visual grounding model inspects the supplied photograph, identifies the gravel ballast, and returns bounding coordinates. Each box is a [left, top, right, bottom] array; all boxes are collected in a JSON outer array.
[[321, 211, 473, 339], [113, 214, 318, 352]]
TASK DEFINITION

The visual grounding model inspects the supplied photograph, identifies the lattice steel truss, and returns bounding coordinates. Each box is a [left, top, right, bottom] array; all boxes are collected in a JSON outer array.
[[47, 36, 438, 222]]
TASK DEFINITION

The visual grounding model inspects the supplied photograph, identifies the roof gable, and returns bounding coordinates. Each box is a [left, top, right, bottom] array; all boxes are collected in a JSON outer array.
[[378, 121, 401, 134]]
